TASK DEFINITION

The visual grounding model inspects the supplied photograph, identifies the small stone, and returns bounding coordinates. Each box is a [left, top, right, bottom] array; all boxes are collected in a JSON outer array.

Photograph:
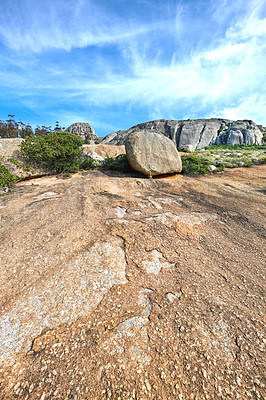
[[145, 379, 151, 391], [181, 144, 194, 153], [236, 376, 241, 386], [14, 382, 20, 391]]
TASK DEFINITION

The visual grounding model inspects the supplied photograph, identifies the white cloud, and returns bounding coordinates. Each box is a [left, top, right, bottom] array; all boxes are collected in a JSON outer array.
[[0, 0, 265, 130], [204, 43, 247, 61], [220, 94, 266, 126], [0, 0, 159, 52]]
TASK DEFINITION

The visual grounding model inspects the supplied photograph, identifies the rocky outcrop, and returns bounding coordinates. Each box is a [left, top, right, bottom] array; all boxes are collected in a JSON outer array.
[[125, 131, 182, 176], [0, 167, 265, 399], [101, 118, 264, 148], [82, 144, 126, 158], [81, 144, 126, 167], [0, 138, 44, 178], [66, 122, 98, 143]]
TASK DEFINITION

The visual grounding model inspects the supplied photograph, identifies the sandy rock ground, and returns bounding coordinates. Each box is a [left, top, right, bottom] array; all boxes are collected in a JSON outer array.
[[0, 166, 265, 399], [0, 139, 45, 178], [82, 144, 125, 158]]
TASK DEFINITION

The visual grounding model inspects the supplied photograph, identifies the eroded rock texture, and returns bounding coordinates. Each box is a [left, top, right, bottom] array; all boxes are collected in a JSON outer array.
[[125, 131, 182, 176], [101, 118, 264, 148], [67, 122, 98, 143], [0, 166, 265, 399]]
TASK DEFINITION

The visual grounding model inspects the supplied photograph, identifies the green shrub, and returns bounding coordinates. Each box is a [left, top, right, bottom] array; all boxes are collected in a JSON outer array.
[[102, 154, 132, 172], [214, 162, 225, 172], [242, 159, 254, 167], [20, 131, 84, 173], [0, 164, 18, 187], [80, 156, 99, 170], [181, 155, 212, 175], [7, 158, 22, 168], [207, 143, 266, 150]]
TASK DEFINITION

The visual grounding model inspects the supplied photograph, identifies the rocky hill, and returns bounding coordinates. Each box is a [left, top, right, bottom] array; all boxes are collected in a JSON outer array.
[[101, 118, 264, 148], [67, 122, 98, 143], [0, 165, 265, 399]]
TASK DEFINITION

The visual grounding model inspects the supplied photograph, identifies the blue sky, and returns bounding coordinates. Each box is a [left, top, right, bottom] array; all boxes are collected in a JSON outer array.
[[0, 0, 265, 137]]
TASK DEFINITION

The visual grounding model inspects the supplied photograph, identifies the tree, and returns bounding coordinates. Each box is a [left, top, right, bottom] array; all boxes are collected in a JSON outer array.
[[54, 121, 61, 131], [35, 125, 52, 137]]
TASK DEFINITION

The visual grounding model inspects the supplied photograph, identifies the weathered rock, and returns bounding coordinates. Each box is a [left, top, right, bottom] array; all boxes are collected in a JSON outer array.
[[0, 239, 127, 367], [83, 143, 126, 158], [125, 131, 182, 176], [102, 118, 264, 148], [66, 122, 98, 143], [81, 144, 126, 167], [0, 138, 44, 178], [0, 166, 265, 399], [81, 150, 105, 166], [180, 144, 194, 153]]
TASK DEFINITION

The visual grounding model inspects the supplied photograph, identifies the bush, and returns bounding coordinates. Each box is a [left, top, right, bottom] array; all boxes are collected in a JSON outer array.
[[80, 156, 99, 170], [102, 154, 132, 172], [0, 164, 18, 187], [20, 131, 84, 173], [206, 143, 266, 150], [181, 155, 211, 175]]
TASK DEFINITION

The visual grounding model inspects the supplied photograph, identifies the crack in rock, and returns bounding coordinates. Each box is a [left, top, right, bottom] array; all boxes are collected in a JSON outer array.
[[0, 239, 128, 368], [103, 288, 153, 367], [141, 250, 175, 275]]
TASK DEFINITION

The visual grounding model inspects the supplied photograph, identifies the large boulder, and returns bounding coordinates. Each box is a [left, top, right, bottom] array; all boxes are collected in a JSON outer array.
[[67, 122, 98, 143], [125, 131, 182, 177], [102, 118, 264, 148]]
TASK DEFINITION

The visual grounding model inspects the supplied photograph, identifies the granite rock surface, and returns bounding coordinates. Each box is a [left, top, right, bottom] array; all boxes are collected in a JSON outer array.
[[101, 118, 264, 148], [125, 131, 182, 176], [0, 166, 265, 399], [67, 122, 98, 143]]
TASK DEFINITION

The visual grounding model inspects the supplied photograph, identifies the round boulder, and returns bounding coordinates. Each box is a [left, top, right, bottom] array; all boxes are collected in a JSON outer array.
[[67, 122, 98, 143], [125, 131, 182, 177]]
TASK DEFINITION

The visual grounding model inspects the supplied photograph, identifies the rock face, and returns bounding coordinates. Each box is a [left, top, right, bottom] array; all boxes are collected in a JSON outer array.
[[81, 144, 126, 167], [125, 131, 182, 176], [101, 118, 264, 148], [83, 143, 126, 158], [0, 138, 45, 178], [67, 122, 98, 143], [0, 167, 265, 399]]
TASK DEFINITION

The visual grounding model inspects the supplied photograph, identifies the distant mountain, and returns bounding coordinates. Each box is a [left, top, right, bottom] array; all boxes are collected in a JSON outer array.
[[101, 118, 264, 148]]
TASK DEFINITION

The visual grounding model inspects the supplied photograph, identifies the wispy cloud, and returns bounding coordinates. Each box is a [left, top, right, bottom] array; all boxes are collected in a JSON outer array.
[[0, 0, 265, 134], [0, 0, 165, 52]]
